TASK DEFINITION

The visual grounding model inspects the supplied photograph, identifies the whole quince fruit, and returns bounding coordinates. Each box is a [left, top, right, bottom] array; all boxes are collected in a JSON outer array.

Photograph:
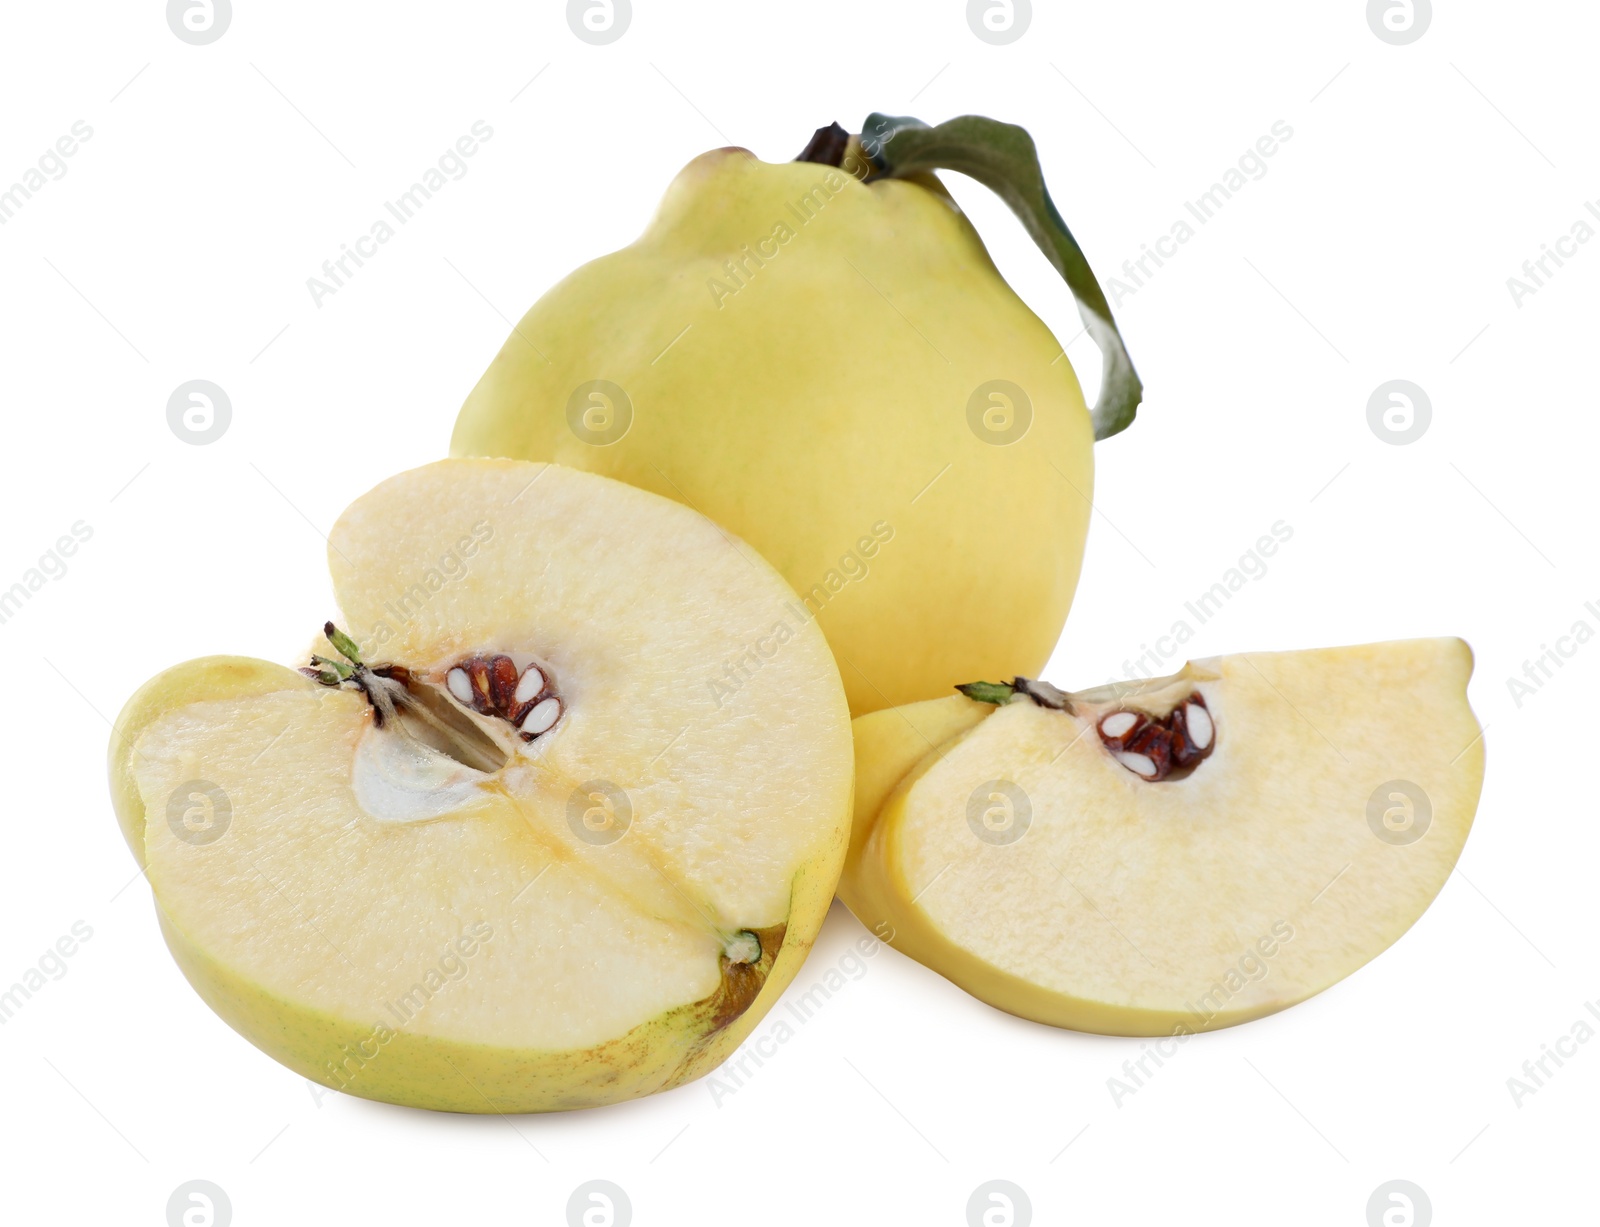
[[452, 115, 1141, 714]]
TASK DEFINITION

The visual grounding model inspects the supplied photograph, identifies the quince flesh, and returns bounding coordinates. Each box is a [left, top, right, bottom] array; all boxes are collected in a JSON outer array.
[[109, 460, 853, 1111]]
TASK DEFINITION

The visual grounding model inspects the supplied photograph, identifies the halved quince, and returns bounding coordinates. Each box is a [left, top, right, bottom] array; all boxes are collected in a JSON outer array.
[[109, 459, 852, 1112], [840, 640, 1483, 1034]]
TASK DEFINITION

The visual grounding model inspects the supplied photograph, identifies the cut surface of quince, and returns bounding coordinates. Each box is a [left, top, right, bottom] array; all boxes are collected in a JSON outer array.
[[840, 639, 1484, 1035], [110, 459, 853, 1111]]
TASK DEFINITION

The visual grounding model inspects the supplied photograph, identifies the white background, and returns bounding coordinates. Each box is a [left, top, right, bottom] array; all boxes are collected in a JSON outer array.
[[0, 1, 1592, 1223]]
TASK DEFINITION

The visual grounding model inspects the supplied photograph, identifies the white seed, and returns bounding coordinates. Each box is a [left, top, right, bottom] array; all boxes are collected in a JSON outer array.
[[1114, 751, 1159, 779], [519, 696, 561, 735], [1185, 702, 1214, 750], [1100, 711, 1138, 739], [446, 667, 473, 704], [514, 665, 547, 704]]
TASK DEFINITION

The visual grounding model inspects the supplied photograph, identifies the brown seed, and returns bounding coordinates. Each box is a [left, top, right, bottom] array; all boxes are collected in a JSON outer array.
[[1123, 721, 1173, 779], [1169, 697, 1211, 768], [462, 658, 494, 713], [486, 655, 520, 716]]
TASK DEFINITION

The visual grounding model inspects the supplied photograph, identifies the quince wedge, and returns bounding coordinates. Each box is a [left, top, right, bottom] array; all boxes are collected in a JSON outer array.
[[841, 640, 1484, 1035]]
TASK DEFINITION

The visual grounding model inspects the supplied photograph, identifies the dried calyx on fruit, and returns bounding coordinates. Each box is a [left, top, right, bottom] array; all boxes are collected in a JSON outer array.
[[957, 672, 1216, 782], [300, 622, 562, 775]]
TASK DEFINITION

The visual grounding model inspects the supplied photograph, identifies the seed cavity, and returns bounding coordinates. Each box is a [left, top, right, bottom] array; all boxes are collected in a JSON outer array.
[[1097, 692, 1215, 782], [955, 671, 1217, 783], [445, 654, 563, 746]]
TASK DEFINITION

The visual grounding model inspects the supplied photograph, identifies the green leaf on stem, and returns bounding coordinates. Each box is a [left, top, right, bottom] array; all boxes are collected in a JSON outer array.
[[861, 112, 1143, 441]]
